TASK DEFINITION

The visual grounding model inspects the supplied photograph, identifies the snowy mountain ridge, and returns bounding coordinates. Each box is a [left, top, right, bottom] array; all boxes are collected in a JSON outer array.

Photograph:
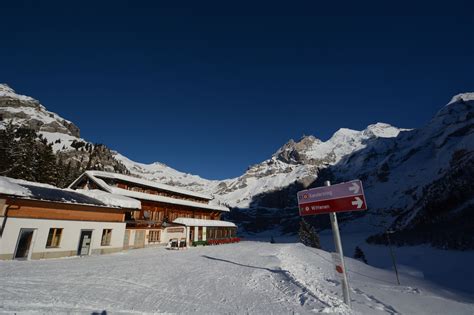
[[0, 84, 130, 180], [447, 92, 474, 106], [0, 84, 409, 209], [114, 122, 406, 208], [1, 84, 473, 248], [0, 84, 80, 141]]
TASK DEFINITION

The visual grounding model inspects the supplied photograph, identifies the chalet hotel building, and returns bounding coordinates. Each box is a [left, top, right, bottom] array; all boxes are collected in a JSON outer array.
[[0, 171, 236, 260], [69, 171, 236, 249]]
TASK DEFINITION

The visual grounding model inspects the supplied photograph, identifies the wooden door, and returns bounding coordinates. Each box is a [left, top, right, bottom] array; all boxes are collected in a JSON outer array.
[[134, 230, 145, 248], [14, 229, 34, 260], [78, 230, 93, 256], [123, 230, 130, 249]]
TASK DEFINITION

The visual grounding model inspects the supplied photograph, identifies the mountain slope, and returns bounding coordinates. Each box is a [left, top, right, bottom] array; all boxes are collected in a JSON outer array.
[[238, 93, 474, 248], [2, 83, 473, 248], [214, 123, 406, 209], [113, 152, 217, 191], [0, 84, 129, 185], [0, 84, 80, 140], [114, 122, 406, 210]]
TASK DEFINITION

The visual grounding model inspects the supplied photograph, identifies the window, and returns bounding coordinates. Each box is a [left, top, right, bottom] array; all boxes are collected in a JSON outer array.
[[149, 230, 160, 243], [101, 229, 112, 246], [46, 228, 62, 248], [149, 211, 164, 222], [169, 212, 178, 222], [208, 228, 215, 239], [167, 227, 184, 233]]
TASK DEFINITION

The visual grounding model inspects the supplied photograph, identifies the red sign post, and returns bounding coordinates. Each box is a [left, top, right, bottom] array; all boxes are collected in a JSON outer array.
[[297, 180, 367, 216], [297, 180, 368, 309]]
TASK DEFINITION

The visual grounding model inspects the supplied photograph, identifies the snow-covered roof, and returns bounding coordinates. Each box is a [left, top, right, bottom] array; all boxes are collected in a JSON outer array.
[[0, 176, 121, 209], [75, 189, 141, 209], [70, 171, 229, 212], [108, 187, 229, 212], [74, 170, 213, 200], [173, 218, 236, 227], [0, 177, 31, 197]]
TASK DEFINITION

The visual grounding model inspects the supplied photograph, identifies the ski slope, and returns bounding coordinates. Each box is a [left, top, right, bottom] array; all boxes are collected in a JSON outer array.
[[0, 241, 472, 314]]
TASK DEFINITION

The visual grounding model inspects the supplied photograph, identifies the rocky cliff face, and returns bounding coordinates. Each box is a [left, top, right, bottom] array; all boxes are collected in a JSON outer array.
[[0, 84, 129, 185], [0, 84, 80, 137]]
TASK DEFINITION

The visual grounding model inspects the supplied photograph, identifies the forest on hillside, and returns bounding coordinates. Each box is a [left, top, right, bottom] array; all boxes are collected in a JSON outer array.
[[0, 123, 128, 187]]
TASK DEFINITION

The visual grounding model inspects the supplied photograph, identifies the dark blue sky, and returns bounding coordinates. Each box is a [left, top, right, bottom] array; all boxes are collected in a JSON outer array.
[[1, 1, 473, 179]]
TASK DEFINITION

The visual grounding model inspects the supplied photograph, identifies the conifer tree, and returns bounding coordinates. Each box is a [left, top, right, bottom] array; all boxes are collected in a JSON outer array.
[[36, 143, 57, 185], [354, 246, 368, 264], [54, 155, 66, 187], [9, 127, 37, 181], [0, 122, 15, 175], [299, 219, 321, 249]]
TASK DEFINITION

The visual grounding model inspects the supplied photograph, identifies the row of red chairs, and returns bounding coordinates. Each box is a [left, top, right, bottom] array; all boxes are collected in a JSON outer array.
[[207, 237, 241, 245]]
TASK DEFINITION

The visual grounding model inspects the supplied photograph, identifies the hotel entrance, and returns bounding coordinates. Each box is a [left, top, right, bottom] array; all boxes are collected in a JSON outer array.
[[14, 229, 35, 260]]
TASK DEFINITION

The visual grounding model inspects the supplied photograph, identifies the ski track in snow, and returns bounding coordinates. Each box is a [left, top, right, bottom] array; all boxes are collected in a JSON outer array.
[[0, 242, 473, 314]]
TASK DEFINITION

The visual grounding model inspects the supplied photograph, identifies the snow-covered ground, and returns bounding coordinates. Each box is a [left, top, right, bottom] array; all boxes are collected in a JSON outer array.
[[318, 231, 474, 295], [1, 241, 472, 314]]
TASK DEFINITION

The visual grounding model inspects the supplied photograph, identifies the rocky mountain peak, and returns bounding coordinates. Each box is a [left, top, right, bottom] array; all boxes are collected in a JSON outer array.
[[447, 92, 474, 106], [329, 128, 360, 141], [0, 84, 80, 137], [273, 135, 322, 165], [0, 83, 16, 94], [362, 122, 404, 138], [0, 83, 39, 105]]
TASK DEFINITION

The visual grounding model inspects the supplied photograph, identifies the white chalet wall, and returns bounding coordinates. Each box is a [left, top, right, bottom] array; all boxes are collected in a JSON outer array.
[[0, 217, 125, 260]]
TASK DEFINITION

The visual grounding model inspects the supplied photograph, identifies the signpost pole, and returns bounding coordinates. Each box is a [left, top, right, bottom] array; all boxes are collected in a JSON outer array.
[[325, 180, 351, 308], [385, 230, 401, 285]]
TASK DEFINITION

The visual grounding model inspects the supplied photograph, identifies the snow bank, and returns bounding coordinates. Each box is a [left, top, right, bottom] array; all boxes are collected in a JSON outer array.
[[1, 241, 472, 314]]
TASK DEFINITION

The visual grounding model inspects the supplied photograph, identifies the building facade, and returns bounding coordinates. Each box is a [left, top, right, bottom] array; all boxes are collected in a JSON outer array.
[[69, 171, 236, 247], [0, 177, 139, 260]]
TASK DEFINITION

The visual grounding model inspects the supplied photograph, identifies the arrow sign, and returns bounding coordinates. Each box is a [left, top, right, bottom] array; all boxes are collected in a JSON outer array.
[[297, 180, 364, 204], [348, 182, 360, 194], [297, 180, 367, 216], [351, 196, 363, 209]]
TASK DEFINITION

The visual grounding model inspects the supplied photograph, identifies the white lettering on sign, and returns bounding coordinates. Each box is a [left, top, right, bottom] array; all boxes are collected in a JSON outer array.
[[303, 205, 331, 212], [301, 191, 333, 201]]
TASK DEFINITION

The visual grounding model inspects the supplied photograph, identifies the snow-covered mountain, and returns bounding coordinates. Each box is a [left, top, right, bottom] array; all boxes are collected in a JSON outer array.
[[0, 84, 407, 208], [335, 93, 474, 248], [115, 121, 406, 209], [213, 123, 406, 208], [0, 84, 129, 177], [0, 84, 85, 152], [114, 152, 218, 191], [2, 83, 473, 248]]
